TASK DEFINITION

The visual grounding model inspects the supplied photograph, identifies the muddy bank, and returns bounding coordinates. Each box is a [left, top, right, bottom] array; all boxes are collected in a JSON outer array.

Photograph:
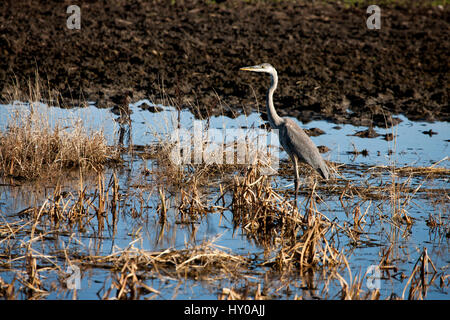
[[0, 0, 448, 127]]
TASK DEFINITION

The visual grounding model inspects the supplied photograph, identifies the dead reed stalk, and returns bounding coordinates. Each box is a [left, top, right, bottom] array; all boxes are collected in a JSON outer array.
[[402, 247, 438, 300]]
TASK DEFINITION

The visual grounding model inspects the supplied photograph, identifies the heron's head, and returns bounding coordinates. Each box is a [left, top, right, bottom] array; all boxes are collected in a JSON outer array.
[[240, 63, 276, 75]]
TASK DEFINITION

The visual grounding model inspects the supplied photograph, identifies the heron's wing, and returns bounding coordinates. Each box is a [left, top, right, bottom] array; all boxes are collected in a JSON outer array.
[[282, 118, 329, 179]]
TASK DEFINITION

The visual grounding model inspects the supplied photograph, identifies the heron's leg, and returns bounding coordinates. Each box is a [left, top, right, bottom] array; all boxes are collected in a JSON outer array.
[[293, 156, 300, 206]]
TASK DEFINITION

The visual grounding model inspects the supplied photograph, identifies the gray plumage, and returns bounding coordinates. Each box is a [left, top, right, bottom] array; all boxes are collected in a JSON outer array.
[[240, 63, 329, 201]]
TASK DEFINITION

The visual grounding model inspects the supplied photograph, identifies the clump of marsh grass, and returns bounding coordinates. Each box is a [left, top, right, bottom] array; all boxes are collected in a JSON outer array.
[[384, 158, 448, 228], [22, 172, 121, 235], [0, 74, 114, 180], [228, 165, 302, 246], [108, 256, 161, 300], [81, 238, 250, 279], [0, 72, 117, 180], [273, 212, 344, 274], [223, 165, 346, 273], [178, 177, 215, 222], [0, 107, 109, 180], [80, 238, 251, 299]]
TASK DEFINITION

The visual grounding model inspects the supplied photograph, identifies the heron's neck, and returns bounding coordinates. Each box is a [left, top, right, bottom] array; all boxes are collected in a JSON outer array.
[[266, 72, 283, 129]]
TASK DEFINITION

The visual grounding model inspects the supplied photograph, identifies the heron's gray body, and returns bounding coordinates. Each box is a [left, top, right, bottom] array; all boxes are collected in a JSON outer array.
[[240, 63, 329, 201], [280, 118, 329, 180]]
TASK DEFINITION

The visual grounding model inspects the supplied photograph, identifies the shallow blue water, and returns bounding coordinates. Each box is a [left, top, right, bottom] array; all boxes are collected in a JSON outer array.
[[0, 101, 448, 300], [1, 100, 447, 167]]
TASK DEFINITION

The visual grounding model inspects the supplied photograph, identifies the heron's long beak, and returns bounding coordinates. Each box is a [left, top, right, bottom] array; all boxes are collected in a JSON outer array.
[[240, 66, 258, 72]]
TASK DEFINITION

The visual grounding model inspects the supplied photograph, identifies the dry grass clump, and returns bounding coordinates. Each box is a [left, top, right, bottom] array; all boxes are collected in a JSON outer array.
[[0, 106, 110, 180], [228, 165, 301, 246], [273, 213, 343, 274], [228, 164, 345, 274], [1, 172, 120, 241], [0, 74, 117, 181], [177, 178, 215, 221], [84, 239, 249, 278], [386, 157, 448, 227], [107, 256, 161, 300], [78, 239, 250, 299], [394, 162, 449, 178]]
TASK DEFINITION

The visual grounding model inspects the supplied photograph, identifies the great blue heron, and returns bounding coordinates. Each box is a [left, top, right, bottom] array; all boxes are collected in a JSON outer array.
[[240, 63, 330, 202]]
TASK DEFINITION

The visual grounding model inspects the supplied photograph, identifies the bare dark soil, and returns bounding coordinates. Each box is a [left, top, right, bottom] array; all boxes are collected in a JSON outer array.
[[0, 0, 448, 127]]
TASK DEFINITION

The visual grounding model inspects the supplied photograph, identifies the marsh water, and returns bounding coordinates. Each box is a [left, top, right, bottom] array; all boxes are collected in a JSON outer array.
[[0, 101, 448, 299]]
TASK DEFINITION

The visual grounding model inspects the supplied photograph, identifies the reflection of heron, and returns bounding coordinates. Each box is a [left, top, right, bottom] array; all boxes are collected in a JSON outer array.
[[111, 94, 132, 147], [240, 63, 329, 202]]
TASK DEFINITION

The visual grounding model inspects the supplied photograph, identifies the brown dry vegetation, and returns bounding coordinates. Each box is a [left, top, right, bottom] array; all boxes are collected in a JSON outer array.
[[0, 77, 116, 181], [0, 153, 448, 299]]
